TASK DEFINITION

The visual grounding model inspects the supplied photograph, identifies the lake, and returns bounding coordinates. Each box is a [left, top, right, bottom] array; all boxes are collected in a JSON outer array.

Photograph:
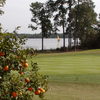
[[23, 38, 75, 50]]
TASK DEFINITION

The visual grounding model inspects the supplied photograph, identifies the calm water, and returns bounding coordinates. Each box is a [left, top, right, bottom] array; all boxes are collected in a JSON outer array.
[[23, 38, 75, 50]]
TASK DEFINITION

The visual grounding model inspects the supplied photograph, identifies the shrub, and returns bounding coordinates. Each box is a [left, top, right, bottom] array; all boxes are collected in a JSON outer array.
[[0, 33, 48, 100]]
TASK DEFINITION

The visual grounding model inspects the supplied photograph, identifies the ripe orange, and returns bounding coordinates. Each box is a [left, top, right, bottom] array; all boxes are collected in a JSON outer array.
[[34, 90, 41, 95], [21, 62, 29, 68], [28, 87, 33, 91], [3, 66, 9, 71], [38, 88, 45, 93], [11, 92, 17, 98], [19, 72, 24, 75], [25, 78, 30, 83], [23, 63, 28, 68], [0, 52, 5, 56]]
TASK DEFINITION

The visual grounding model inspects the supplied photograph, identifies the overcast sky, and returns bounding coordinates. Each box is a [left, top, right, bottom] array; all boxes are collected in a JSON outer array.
[[0, 0, 100, 34]]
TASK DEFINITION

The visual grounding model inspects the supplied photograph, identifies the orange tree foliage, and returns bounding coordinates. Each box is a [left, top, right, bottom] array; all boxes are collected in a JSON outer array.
[[0, 33, 48, 100]]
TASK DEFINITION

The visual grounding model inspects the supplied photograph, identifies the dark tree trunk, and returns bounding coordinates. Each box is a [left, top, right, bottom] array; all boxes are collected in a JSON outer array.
[[68, 0, 72, 51], [74, 0, 80, 51], [68, 33, 71, 50], [63, 21, 65, 50], [41, 22, 44, 51], [74, 38, 76, 51], [42, 33, 44, 51]]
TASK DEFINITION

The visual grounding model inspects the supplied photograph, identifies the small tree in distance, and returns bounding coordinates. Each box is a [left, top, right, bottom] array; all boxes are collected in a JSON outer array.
[[29, 2, 53, 51]]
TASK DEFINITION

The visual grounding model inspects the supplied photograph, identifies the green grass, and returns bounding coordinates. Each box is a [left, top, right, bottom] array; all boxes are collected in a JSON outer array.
[[29, 49, 100, 100]]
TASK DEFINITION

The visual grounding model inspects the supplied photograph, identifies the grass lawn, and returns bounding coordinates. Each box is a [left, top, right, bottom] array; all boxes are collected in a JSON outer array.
[[29, 49, 100, 100]]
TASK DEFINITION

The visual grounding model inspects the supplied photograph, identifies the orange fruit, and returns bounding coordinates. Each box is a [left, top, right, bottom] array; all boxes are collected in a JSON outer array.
[[21, 62, 28, 68], [34, 90, 41, 95], [11, 92, 17, 98], [19, 72, 24, 75], [3, 66, 9, 71], [38, 88, 45, 93], [28, 87, 33, 91], [23, 63, 28, 68], [0, 52, 5, 56], [25, 78, 30, 83]]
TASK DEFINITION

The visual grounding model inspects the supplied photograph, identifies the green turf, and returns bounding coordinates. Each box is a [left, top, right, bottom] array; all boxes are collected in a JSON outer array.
[[30, 49, 100, 84], [28, 49, 100, 100]]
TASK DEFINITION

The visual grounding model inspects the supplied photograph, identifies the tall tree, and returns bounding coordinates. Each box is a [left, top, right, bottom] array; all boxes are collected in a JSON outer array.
[[46, 0, 70, 50], [93, 14, 100, 48], [0, 0, 6, 33], [54, 0, 68, 50], [73, 0, 79, 51], [47, 0, 77, 50], [66, 0, 72, 50], [0, 0, 6, 15], [29, 2, 52, 51], [69, 0, 97, 48], [66, 0, 76, 50]]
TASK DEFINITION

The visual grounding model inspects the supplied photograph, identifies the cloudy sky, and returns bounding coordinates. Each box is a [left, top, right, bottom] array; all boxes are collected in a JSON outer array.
[[0, 0, 100, 34]]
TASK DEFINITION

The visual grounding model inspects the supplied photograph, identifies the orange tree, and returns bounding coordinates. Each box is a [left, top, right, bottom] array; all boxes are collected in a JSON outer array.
[[0, 32, 48, 100]]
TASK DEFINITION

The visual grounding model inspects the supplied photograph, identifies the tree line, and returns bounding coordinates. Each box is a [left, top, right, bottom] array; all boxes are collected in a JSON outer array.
[[16, 33, 67, 38], [0, 0, 100, 51], [29, 0, 100, 51]]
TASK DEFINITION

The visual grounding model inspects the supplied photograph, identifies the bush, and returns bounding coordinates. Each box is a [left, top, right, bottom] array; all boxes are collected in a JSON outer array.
[[0, 33, 48, 100]]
